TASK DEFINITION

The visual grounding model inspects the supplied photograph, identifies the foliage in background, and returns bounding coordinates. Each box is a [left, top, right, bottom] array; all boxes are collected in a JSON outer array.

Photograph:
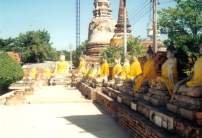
[[72, 41, 88, 67], [0, 52, 23, 90], [0, 30, 59, 63], [159, 0, 202, 78], [102, 38, 146, 65]]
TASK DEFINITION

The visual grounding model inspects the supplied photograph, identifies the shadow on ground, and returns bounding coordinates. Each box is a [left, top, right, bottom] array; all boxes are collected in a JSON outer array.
[[60, 113, 131, 138]]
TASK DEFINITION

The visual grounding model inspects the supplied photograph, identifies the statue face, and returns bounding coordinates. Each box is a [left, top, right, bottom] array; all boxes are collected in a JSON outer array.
[[125, 59, 129, 63], [167, 51, 173, 59], [115, 58, 120, 64]]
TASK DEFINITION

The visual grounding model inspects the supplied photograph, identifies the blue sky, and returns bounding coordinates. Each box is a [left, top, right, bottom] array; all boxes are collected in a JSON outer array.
[[0, 0, 175, 50]]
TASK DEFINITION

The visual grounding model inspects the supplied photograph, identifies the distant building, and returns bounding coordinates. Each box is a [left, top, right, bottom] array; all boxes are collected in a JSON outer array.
[[140, 22, 166, 52]]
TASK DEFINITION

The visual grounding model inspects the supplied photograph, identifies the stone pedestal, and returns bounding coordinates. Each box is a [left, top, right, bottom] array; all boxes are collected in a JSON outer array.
[[167, 87, 202, 125], [142, 88, 170, 107], [99, 84, 202, 138]]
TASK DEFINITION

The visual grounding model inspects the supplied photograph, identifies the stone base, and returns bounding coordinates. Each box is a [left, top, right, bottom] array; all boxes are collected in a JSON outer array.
[[95, 89, 179, 138], [98, 86, 202, 137], [0, 80, 35, 105], [76, 82, 97, 101], [178, 86, 202, 98], [140, 88, 170, 107], [167, 93, 202, 126]]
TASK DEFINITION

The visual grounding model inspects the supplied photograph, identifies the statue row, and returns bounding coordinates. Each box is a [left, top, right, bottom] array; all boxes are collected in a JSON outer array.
[[78, 43, 202, 96]]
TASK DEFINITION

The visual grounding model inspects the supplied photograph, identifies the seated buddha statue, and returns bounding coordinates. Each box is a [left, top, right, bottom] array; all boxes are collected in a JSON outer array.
[[99, 58, 109, 83], [153, 49, 178, 95], [50, 54, 69, 85], [43, 68, 52, 80], [167, 44, 202, 124], [112, 58, 122, 83], [174, 43, 202, 96], [135, 48, 157, 92], [78, 56, 87, 76], [121, 58, 131, 80], [128, 56, 142, 80], [53, 54, 69, 75], [87, 64, 98, 79], [30, 68, 37, 80]]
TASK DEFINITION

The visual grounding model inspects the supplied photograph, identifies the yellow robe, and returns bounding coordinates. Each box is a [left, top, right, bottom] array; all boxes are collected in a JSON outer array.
[[112, 64, 122, 79], [159, 58, 178, 95], [87, 68, 98, 79], [128, 60, 142, 79], [135, 58, 156, 91], [30, 68, 37, 80], [54, 61, 68, 74], [79, 60, 86, 75], [44, 68, 52, 79], [100, 63, 109, 78], [187, 56, 202, 87], [121, 63, 130, 80]]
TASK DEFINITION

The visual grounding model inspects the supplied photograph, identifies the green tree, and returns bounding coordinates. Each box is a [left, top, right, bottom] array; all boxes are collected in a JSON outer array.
[[159, 0, 202, 78], [0, 30, 59, 63], [0, 52, 23, 91], [102, 38, 146, 65]]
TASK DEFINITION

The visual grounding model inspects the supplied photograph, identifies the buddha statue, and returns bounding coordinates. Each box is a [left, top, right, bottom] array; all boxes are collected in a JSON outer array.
[[174, 43, 202, 95], [135, 48, 156, 92], [153, 49, 178, 95], [121, 58, 131, 80], [78, 56, 87, 76], [43, 68, 52, 80], [112, 58, 122, 82], [53, 54, 69, 75], [50, 54, 69, 85], [167, 44, 202, 124], [99, 58, 110, 83], [87, 64, 98, 79], [30, 68, 37, 80], [128, 56, 142, 80], [141, 49, 177, 106]]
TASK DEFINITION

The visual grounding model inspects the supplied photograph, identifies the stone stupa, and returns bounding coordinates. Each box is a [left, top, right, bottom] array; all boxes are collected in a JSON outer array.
[[86, 0, 116, 61], [110, 0, 132, 47]]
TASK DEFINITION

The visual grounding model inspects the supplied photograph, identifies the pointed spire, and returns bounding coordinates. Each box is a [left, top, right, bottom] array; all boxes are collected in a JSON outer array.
[[115, 0, 131, 34]]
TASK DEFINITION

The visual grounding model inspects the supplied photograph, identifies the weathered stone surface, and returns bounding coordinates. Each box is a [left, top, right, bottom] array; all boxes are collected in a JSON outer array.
[[170, 94, 202, 111], [139, 88, 170, 107], [166, 103, 178, 113], [178, 86, 202, 98], [87, 0, 116, 58]]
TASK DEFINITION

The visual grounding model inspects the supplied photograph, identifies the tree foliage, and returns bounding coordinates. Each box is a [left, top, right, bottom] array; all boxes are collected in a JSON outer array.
[[102, 38, 146, 65], [0, 30, 59, 63], [0, 52, 23, 90], [159, 0, 202, 78]]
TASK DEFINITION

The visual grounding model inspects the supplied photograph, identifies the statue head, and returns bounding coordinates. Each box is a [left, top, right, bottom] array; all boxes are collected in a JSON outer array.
[[124, 57, 129, 64], [132, 56, 138, 62], [59, 54, 65, 61], [91, 64, 95, 69], [115, 57, 121, 64], [199, 43, 202, 54], [167, 48, 175, 59], [146, 46, 154, 59], [103, 59, 108, 64], [101, 57, 107, 64]]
